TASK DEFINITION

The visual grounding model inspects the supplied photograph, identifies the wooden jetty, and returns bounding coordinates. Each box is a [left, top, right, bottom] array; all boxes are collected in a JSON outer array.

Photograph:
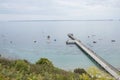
[[67, 33, 120, 80]]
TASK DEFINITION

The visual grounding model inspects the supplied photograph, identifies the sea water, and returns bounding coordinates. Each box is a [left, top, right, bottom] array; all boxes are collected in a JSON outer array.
[[0, 20, 120, 70]]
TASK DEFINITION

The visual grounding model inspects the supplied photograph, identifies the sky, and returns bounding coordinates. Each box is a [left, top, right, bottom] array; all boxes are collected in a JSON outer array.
[[0, 0, 120, 20]]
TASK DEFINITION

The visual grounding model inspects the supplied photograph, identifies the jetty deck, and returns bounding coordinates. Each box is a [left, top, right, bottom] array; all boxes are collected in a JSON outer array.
[[67, 34, 120, 80]]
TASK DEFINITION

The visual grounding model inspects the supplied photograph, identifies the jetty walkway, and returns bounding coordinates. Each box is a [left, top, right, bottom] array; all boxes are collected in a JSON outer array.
[[67, 34, 120, 80]]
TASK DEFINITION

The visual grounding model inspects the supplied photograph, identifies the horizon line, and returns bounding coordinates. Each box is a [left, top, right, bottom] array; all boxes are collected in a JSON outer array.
[[8, 19, 120, 22]]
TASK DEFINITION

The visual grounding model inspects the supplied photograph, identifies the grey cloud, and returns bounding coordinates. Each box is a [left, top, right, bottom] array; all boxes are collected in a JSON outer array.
[[0, 0, 120, 20], [0, 0, 62, 15], [84, 0, 120, 7]]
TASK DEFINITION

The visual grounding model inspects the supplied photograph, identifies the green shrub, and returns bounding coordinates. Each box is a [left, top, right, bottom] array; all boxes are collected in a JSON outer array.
[[27, 73, 43, 80], [15, 60, 30, 71], [36, 58, 53, 67], [0, 58, 14, 68], [74, 68, 87, 75], [80, 73, 91, 80], [30, 64, 44, 74], [0, 57, 115, 80], [87, 66, 114, 80]]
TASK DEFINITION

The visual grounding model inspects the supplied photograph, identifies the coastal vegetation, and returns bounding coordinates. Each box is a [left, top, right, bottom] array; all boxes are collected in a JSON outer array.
[[0, 57, 114, 80]]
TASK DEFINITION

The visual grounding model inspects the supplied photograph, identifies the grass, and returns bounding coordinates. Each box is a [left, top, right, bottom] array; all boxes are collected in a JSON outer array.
[[0, 57, 114, 80]]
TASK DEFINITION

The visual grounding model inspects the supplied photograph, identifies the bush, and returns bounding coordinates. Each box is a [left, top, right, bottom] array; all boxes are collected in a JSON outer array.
[[80, 73, 91, 80], [15, 60, 30, 71], [0, 58, 115, 80], [74, 68, 87, 75], [87, 66, 114, 80], [36, 58, 53, 67], [0, 58, 14, 68]]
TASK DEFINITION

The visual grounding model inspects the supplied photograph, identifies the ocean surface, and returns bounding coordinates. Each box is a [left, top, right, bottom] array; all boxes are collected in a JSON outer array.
[[0, 20, 120, 70]]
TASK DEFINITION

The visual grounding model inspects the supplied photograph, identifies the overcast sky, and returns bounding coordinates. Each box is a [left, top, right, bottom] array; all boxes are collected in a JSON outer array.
[[0, 0, 120, 20]]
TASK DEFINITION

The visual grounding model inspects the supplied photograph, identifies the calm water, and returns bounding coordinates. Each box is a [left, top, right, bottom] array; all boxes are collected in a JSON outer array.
[[0, 21, 120, 70]]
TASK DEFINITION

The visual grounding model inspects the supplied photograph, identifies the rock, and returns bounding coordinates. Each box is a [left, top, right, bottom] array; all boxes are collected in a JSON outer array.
[[47, 35, 50, 39], [34, 41, 37, 43], [111, 40, 116, 42], [93, 41, 96, 43], [54, 39, 56, 41], [10, 41, 12, 44]]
